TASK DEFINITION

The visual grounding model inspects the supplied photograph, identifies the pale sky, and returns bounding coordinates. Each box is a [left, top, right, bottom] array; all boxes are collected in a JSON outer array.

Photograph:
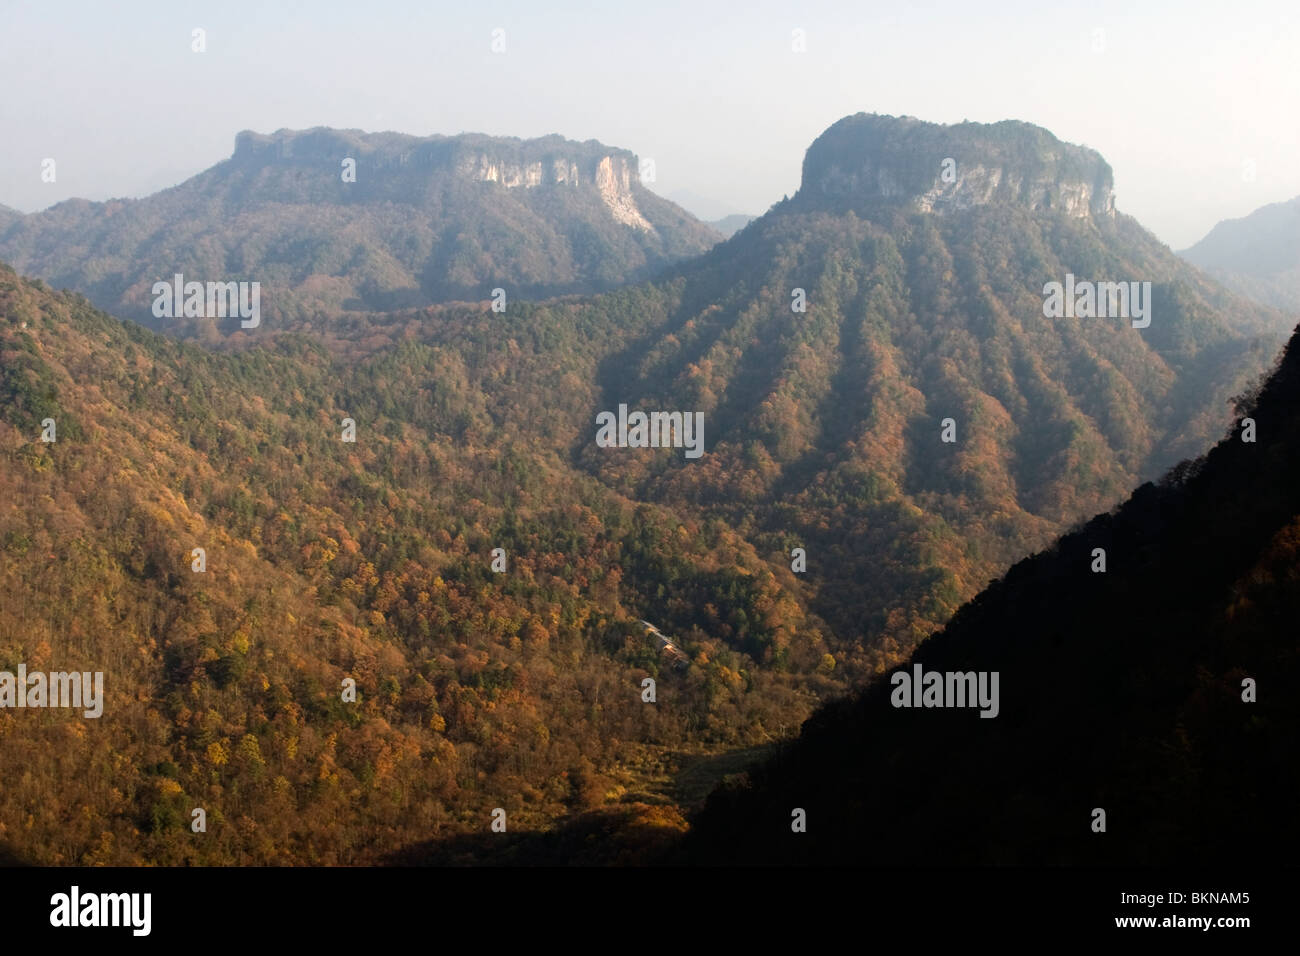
[[2, 0, 1297, 248]]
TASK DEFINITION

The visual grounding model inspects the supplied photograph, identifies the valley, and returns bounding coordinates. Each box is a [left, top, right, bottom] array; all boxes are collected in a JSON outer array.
[[0, 112, 1295, 867]]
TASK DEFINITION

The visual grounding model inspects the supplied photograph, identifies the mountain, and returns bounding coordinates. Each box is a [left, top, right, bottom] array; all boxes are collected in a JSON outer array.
[[665, 189, 742, 223], [0, 205, 21, 232], [0, 128, 721, 327], [683, 314, 1300, 866], [0, 261, 842, 864], [705, 214, 756, 238], [1180, 195, 1300, 312], [560, 112, 1292, 673], [0, 112, 1294, 867]]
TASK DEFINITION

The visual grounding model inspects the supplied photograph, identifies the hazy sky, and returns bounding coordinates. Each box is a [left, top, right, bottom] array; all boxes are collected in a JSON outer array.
[[2, 0, 1297, 248]]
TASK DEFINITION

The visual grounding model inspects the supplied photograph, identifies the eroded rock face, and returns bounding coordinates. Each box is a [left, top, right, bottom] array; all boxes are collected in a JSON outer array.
[[596, 156, 654, 231], [798, 113, 1117, 221], [458, 156, 546, 188], [0, 126, 718, 324], [229, 127, 656, 229]]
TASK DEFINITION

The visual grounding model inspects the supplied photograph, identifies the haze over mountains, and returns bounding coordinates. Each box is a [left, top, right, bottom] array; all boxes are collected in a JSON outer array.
[[705, 214, 756, 238], [0, 111, 1295, 866], [0, 128, 720, 326], [1181, 195, 1300, 312]]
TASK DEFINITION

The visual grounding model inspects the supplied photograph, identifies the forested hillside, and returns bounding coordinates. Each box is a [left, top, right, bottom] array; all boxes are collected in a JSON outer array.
[[0, 264, 834, 864], [0, 128, 720, 327], [231, 114, 1293, 675], [684, 311, 1300, 865], [0, 114, 1293, 866]]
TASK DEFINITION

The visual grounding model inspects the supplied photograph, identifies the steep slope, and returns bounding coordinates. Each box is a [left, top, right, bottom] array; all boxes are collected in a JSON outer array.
[[235, 112, 1293, 682], [2, 112, 1295, 868], [0, 128, 720, 327], [0, 263, 833, 865], [683, 322, 1300, 865], [1181, 195, 1300, 312], [565, 113, 1292, 667]]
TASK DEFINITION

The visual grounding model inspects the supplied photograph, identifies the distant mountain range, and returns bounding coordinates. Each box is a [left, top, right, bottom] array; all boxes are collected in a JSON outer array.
[[0, 128, 721, 327], [705, 214, 756, 237], [1180, 195, 1300, 312]]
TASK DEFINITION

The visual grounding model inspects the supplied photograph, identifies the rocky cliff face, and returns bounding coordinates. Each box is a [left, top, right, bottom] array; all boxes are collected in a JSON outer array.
[[1179, 196, 1300, 311], [0, 127, 716, 325], [230, 128, 653, 227], [797, 113, 1116, 221], [595, 156, 654, 231]]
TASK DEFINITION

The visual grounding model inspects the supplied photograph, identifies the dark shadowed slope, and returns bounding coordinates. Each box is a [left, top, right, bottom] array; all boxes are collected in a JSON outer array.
[[683, 312, 1300, 865]]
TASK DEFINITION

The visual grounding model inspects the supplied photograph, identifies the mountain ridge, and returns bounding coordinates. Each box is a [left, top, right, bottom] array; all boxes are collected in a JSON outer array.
[[1, 111, 1295, 866], [559, 114, 1292, 658], [1180, 194, 1300, 312], [0, 128, 721, 326], [682, 307, 1300, 864]]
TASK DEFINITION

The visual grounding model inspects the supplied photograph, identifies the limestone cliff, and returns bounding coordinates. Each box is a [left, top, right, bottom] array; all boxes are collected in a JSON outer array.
[[0, 128, 717, 324], [231, 128, 654, 229], [797, 113, 1116, 221]]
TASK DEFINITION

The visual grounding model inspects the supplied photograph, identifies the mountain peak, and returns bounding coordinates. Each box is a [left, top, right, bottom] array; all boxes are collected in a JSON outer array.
[[0, 127, 718, 320], [228, 126, 642, 191], [797, 113, 1116, 220]]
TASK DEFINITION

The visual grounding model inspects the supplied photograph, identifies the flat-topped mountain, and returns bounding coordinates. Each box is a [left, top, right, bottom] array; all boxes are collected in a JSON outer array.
[[0, 113, 1296, 866], [227, 128, 650, 220], [0, 128, 720, 326], [565, 113, 1292, 669], [797, 113, 1116, 220]]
